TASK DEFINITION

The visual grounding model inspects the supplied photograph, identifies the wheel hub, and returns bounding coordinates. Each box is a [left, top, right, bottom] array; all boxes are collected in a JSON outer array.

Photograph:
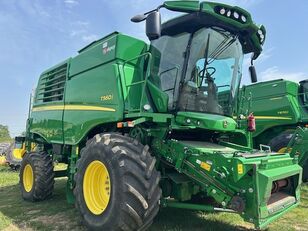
[[83, 160, 111, 215], [23, 164, 34, 192]]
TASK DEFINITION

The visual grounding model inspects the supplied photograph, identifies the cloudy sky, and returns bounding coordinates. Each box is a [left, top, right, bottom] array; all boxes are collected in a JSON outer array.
[[0, 0, 307, 136]]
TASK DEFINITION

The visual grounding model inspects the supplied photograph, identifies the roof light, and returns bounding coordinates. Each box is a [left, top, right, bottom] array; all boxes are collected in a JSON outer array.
[[258, 30, 263, 35], [215, 6, 248, 24], [241, 15, 247, 23], [220, 8, 226, 15]]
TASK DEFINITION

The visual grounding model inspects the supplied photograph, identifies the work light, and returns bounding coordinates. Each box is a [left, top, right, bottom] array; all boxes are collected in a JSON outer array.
[[220, 8, 226, 15], [233, 11, 239, 19]]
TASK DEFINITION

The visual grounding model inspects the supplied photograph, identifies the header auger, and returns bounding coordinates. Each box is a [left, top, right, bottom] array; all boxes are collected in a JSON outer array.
[[19, 1, 303, 230]]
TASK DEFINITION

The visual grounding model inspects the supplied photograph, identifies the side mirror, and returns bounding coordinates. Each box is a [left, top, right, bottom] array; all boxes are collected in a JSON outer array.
[[146, 11, 161, 40], [131, 14, 147, 23], [249, 65, 258, 83]]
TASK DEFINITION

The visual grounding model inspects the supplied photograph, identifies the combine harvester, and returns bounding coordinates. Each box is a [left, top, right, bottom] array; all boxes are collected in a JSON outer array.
[[238, 79, 308, 181], [18, 1, 307, 230]]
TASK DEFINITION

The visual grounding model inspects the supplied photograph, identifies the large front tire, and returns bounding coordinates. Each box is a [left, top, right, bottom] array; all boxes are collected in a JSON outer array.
[[74, 133, 161, 231], [20, 152, 55, 201]]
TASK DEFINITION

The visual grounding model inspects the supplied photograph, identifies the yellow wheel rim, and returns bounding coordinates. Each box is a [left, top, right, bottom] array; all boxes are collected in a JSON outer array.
[[23, 164, 34, 192], [83, 160, 111, 215], [277, 147, 292, 154]]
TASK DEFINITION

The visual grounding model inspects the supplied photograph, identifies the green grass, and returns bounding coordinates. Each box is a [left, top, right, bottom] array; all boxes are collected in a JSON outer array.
[[0, 165, 307, 231]]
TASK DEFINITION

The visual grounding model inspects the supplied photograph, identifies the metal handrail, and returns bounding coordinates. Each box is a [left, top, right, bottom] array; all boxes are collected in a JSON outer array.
[[122, 52, 153, 113]]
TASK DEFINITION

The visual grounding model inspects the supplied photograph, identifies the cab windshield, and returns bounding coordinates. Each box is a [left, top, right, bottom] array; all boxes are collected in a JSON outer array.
[[300, 80, 308, 110], [151, 27, 243, 117]]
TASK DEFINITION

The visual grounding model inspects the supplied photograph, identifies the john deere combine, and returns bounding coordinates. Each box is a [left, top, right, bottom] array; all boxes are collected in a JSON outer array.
[[19, 1, 304, 230], [238, 79, 308, 181]]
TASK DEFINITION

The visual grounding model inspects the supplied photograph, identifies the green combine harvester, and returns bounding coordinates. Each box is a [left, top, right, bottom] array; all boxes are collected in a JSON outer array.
[[238, 79, 308, 181], [19, 1, 307, 230]]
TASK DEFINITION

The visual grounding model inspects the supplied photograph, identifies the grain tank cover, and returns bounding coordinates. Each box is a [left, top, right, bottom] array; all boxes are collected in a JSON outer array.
[[78, 32, 119, 54], [69, 32, 147, 77], [244, 79, 298, 99]]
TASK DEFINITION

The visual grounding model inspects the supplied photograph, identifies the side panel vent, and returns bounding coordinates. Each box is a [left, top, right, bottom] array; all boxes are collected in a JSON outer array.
[[37, 64, 67, 102]]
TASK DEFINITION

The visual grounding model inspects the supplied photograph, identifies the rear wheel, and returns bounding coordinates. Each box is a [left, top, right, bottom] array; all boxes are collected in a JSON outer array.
[[268, 131, 294, 153], [74, 133, 161, 231], [20, 151, 55, 201]]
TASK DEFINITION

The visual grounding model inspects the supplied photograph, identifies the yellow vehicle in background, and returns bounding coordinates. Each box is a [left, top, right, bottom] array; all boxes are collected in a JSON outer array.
[[6, 137, 28, 170], [13, 137, 26, 158], [0, 137, 37, 169], [0, 142, 12, 166], [0, 155, 6, 166]]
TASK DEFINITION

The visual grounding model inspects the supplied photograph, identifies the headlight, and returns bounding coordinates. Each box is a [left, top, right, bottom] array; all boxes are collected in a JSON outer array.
[[233, 11, 239, 19]]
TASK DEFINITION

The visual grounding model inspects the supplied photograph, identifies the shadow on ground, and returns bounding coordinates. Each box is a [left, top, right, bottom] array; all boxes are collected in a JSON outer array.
[[0, 167, 307, 231], [0, 177, 251, 231], [150, 208, 253, 231], [0, 177, 84, 231]]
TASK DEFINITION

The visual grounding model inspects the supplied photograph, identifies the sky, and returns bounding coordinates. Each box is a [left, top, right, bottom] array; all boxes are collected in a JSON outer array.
[[0, 0, 307, 137]]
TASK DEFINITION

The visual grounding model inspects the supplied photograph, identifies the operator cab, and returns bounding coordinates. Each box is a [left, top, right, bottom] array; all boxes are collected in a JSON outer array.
[[151, 26, 242, 117], [147, 9, 264, 119], [300, 80, 308, 110]]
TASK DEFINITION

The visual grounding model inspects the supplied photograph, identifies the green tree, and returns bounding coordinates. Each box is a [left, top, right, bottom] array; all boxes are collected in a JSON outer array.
[[0, 125, 11, 142]]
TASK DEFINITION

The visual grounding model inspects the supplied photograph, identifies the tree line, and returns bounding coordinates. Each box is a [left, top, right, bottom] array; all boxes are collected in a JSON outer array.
[[0, 125, 11, 142]]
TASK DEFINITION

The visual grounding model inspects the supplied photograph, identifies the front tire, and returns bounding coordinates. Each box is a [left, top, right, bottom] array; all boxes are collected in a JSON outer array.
[[20, 152, 55, 201], [74, 133, 161, 231]]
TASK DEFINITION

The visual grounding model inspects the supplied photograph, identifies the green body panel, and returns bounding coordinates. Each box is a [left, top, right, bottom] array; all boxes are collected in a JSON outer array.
[[63, 62, 123, 145], [239, 79, 308, 146], [287, 127, 308, 167], [25, 1, 303, 229], [30, 33, 148, 145], [175, 111, 237, 132]]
